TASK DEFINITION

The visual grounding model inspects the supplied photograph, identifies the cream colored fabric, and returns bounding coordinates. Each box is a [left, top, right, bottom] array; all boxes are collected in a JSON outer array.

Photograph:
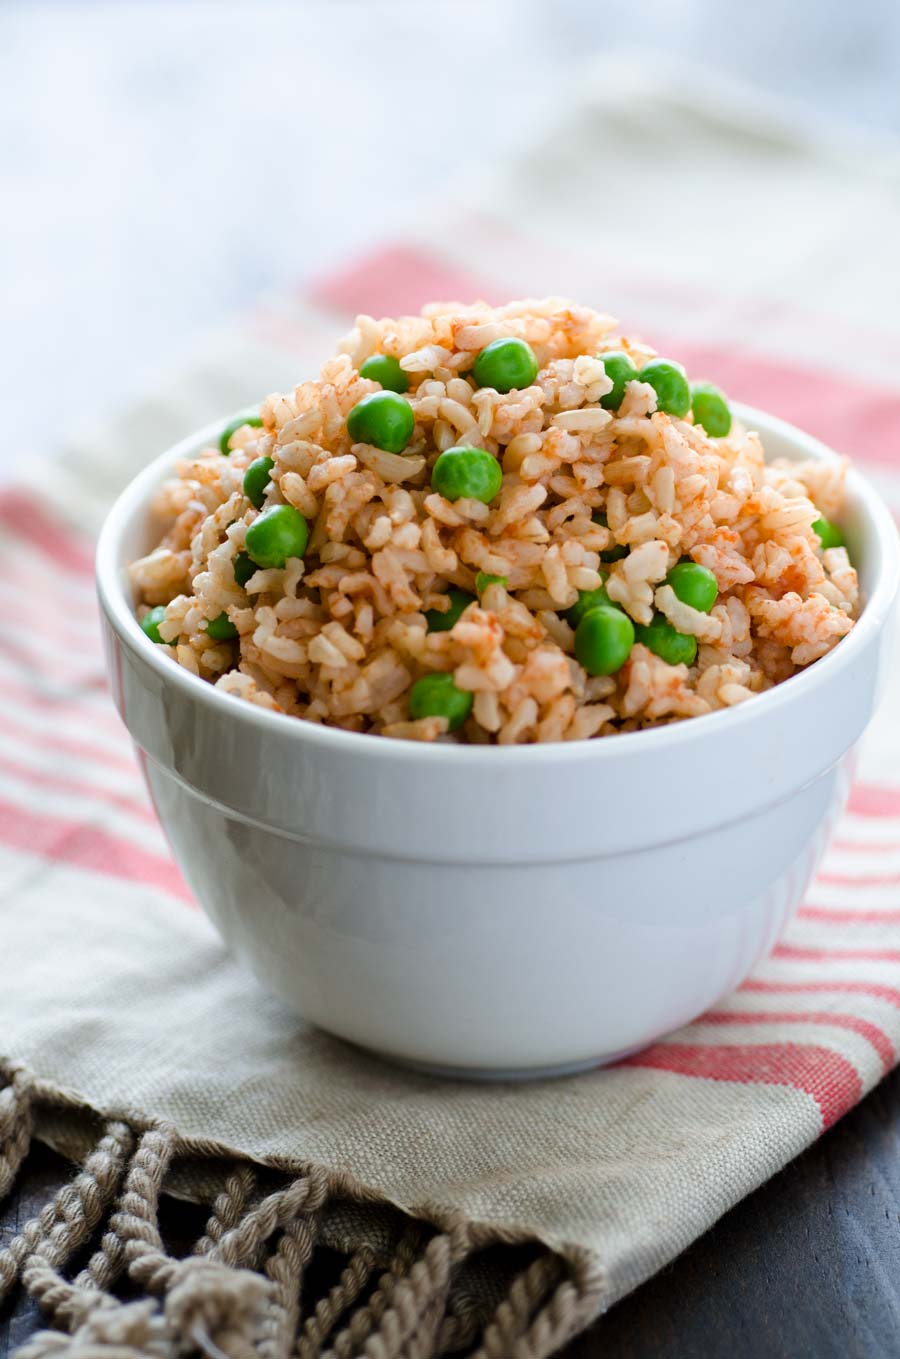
[[0, 872, 818, 1305]]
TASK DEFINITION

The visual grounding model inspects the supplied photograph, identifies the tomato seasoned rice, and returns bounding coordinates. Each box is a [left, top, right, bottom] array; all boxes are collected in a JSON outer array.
[[130, 298, 858, 743]]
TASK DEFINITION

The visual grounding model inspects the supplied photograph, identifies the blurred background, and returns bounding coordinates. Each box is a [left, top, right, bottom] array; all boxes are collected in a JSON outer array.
[[4, 0, 900, 462]]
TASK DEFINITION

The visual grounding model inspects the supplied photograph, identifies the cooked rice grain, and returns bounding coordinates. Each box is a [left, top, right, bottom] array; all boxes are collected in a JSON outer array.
[[130, 299, 859, 743]]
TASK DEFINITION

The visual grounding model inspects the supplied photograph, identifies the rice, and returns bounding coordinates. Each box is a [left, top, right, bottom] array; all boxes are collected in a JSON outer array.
[[130, 298, 859, 743]]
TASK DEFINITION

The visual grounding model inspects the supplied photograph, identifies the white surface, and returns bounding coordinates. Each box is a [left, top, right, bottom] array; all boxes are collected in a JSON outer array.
[[95, 407, 900, 1072], [4, 0, 900, 464]]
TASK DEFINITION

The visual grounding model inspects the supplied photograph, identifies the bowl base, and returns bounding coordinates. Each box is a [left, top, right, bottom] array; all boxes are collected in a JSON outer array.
[[366, 1043, 645, 1083]]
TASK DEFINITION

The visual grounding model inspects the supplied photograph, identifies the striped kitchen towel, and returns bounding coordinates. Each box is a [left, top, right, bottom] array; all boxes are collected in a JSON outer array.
[[3, 58, 900, 1354]]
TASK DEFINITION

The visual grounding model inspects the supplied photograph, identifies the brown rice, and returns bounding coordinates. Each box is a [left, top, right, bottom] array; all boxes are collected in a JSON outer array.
[[130, 298, 858, 743]]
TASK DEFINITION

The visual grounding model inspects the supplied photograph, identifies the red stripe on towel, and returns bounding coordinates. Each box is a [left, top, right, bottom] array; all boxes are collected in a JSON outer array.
[[846, 784, 900, 818], [816, 870, 900, 888], [743, 978, 900, 1008], [797, 904, 900, 925], [0, 800, 190, 903], [620, 1042, 861, 1129], [310, 243, 504, 319], [0, 753, 153, 825], [0, 491, 95, 576], [774, 943, 900, 964], [831, 839, 900, 854], [702, 1009, 894, 1072]]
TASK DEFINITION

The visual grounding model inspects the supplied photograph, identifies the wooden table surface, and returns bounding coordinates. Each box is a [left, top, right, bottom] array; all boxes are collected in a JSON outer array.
[[4, 1066, 900, 1358]]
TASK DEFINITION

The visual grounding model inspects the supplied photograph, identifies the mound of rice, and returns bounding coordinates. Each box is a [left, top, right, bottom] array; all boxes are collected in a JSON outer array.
[[130, 298, 858, 744]]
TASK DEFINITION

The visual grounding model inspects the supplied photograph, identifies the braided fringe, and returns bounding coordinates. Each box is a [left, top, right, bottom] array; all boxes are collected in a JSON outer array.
[[0, 1064, 603, 1359]]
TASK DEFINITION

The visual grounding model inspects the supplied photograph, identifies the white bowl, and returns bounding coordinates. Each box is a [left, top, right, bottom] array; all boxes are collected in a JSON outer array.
[[96, 405, 899, 1077]]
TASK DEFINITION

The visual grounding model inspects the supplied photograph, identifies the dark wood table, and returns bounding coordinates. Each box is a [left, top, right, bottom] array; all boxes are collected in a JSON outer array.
[[5, 1067, 900, 1358]]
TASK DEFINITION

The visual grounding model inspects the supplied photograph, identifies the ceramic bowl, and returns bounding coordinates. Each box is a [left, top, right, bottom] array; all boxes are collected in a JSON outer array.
[[96, 405, 899, 1077]]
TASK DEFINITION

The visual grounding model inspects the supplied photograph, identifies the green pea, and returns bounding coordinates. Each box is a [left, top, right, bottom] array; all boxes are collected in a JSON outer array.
[[140, 605, 168, 644], [472, 337, 539, 393], [424, 589, 475, 633], [219, 412, 263, 455], [475, 571, 508, 593], [574, 606, 635, 676], [408, 673, 473, 731], [635, 614, 697, 666], [245, 504, 309, 568], [666, 561, 718, 614], [346, 391, 414, 453], [233, 551, 256, 588], [431, 445, 503, 504], [565, 580, 615, 628], [691, 382, 731, 437], [592, 513, 629, 563], [205, 612, 238, 642], [359, 354, 409, 394], [812, 515, 845, 551], [598, 351, 637, 410], [243, 456, 275, 510], [639, 359, 691, 418]]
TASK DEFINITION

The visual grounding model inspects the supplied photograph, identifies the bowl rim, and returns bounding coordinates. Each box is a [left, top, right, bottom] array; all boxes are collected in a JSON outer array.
[[96, 401, 900, 766]]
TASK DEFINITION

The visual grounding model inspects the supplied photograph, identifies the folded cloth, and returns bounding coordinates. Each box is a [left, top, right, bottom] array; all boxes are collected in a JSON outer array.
[[3, 59, 900, 1357]]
